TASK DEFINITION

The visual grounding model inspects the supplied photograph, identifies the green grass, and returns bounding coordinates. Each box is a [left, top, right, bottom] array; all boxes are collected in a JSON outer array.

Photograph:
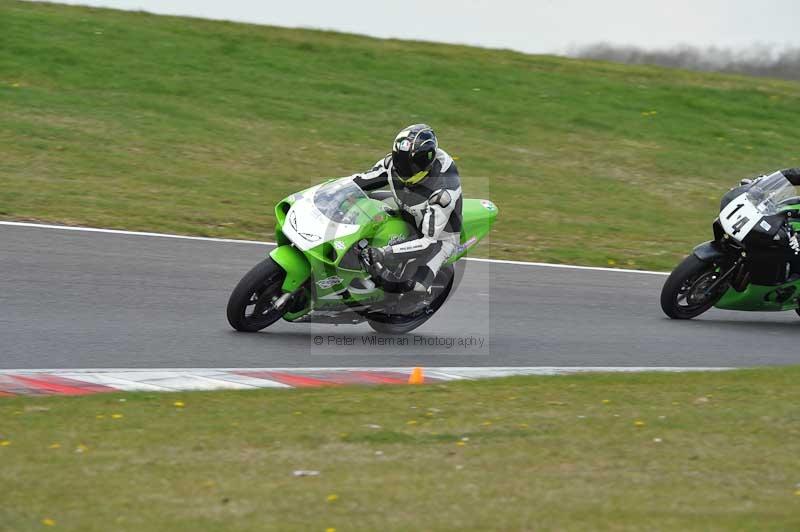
[[2, 1, 800, 270], [3, 369, 800, 530]]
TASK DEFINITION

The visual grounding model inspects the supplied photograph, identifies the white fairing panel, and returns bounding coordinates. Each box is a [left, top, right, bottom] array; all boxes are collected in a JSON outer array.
[[283, 191, 361, 251], [719, 192, 762, 241]]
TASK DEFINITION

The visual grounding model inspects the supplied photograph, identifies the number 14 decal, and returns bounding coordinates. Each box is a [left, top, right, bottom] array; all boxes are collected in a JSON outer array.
[[719, 193, 760, 241], [726, 203, 749, 235]]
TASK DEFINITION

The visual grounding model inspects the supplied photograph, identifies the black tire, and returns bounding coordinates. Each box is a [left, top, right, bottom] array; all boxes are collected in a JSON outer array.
[[794, 308, 800, 318], [660, 254, 727, 319], [367, 266, 454, 334], [368, 318, 431, 335], [227, 258, 287, 332]]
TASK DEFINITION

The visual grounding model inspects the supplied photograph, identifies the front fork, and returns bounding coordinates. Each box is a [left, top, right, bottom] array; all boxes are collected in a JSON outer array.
[[705, 257, 743, 294], [692, 240, 747, 293]]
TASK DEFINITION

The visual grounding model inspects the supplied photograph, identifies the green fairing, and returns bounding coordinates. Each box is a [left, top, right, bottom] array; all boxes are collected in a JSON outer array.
[[266, 179, 498, 321], [448, 199, 498, 262], [372, 218, 416, 247], [304, 202, 411, 311], [269, 245, 311, 292], [715, 281, 800, 311]]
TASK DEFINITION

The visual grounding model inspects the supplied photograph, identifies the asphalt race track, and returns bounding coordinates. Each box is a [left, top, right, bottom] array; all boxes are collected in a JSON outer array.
[[2, 223, 800, 369]]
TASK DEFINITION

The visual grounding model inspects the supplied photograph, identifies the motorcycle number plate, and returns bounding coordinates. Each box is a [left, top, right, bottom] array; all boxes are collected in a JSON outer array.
[[719, 192, 762, 241]]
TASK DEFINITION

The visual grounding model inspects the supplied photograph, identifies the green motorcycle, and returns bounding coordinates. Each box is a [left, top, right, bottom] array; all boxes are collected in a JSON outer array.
[[661, 171, 800, 319], [227, 177, 498, 334]]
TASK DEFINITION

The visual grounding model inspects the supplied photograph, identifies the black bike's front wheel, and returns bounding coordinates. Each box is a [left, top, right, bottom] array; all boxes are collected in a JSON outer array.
[[227, 258, 287, 332], [660, 254, 728, 319]]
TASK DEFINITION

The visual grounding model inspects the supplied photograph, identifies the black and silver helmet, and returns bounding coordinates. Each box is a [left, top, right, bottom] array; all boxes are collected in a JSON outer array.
[[391, 124, 438, 185]]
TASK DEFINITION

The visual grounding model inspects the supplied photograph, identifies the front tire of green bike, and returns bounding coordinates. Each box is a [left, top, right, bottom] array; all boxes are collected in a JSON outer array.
[[227, 258, 287, 332], [660, 254, 727, 320]]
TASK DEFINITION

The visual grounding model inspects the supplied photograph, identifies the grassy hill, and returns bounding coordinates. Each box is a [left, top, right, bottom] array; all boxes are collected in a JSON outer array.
[[2, 0, 800, 270]]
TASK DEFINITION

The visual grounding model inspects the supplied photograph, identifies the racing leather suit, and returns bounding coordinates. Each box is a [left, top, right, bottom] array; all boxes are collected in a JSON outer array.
[[349, 149, 463, 290]]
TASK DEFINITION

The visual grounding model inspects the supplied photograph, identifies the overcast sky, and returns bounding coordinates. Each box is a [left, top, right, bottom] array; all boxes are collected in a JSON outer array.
[[48, 0, 800, 55]]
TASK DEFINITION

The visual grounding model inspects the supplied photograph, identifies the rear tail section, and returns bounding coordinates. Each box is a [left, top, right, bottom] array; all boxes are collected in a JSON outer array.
[[448, 199, 498, 261]]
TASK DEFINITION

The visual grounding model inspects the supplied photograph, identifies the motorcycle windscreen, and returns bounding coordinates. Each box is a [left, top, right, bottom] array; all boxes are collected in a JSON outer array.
[[313, 179, 376, 225], [719, 172, 796, 241], [746, 172, 796, 214]]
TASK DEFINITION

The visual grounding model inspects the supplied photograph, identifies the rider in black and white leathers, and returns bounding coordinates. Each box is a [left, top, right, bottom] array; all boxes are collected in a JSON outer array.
[[347, 127, 463, 292]]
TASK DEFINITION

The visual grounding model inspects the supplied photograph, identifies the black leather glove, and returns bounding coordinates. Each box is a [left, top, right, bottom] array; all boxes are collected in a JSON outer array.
[[361, 246, 393, 276], [361, 246, 383, 275]]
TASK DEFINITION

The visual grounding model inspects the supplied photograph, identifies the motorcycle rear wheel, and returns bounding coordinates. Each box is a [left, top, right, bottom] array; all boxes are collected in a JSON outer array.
[[367, 265, 454, 334], [660, 254, 727, 319], [227, 258, 287, 332]]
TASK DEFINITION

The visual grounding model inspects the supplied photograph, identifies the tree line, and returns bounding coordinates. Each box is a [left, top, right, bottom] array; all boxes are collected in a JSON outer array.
[[571, 44, 800, 81]]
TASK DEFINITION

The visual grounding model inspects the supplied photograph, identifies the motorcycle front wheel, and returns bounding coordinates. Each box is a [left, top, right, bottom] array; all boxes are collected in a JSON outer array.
[[660, 254, 728, 319], [227, 258, 287, 332]]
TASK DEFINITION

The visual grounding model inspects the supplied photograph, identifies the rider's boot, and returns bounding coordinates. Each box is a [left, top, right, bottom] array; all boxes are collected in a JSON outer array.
[[411, 266, 435, 297]]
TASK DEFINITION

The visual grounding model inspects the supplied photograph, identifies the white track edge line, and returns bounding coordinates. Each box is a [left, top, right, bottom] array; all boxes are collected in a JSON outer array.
[[0, 220, 668, 275], [0, 221, 273, 245], [464, 257, 668, 275], [0, 367, 735, 374]]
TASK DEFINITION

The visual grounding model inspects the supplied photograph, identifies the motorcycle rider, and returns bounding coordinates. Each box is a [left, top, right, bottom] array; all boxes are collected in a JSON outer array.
[[347, 124, 462, 293]]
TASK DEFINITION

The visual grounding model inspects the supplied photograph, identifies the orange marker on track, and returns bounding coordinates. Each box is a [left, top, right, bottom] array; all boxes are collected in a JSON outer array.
[[408, 367, 425, 384]]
